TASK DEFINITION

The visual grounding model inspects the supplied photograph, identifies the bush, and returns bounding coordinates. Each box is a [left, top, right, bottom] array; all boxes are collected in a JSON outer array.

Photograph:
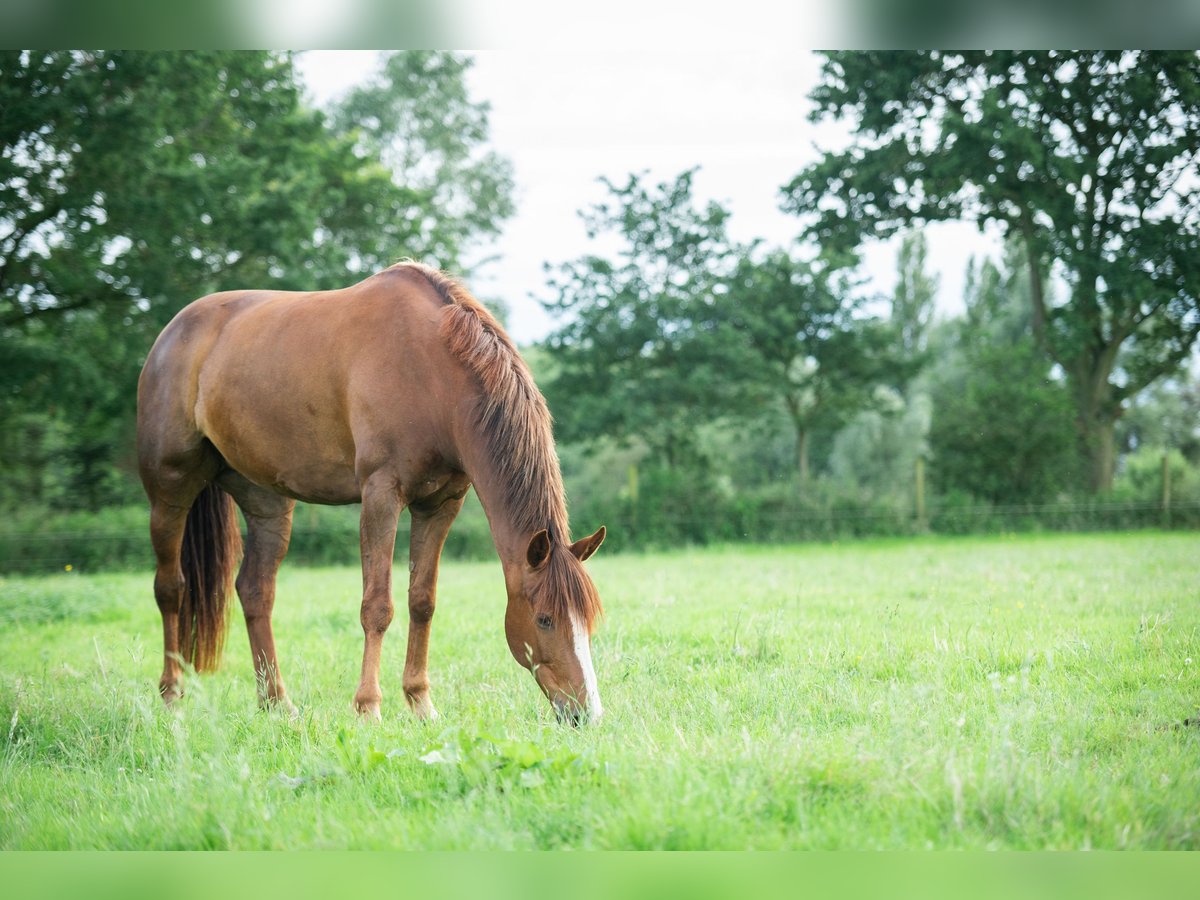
[[1112, 447, 1200, 528], [2, 453, 1197, 575], [569, 471, 920, 551], [928, 339, 1079, 502], [0, 494, 500, 575], [0, 505, 150, 573]]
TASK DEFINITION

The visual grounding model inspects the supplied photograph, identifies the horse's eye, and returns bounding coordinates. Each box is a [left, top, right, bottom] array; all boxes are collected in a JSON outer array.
[[536, 614, 553, 630]]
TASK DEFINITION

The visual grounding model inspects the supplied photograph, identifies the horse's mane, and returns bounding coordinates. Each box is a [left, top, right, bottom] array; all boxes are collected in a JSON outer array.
[[388, 262, 601, 629]]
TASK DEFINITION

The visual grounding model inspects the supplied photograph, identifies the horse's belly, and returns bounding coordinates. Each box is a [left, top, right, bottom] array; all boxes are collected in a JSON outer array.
[[237, 455, 361, 505], [197, 388, 361, 505]]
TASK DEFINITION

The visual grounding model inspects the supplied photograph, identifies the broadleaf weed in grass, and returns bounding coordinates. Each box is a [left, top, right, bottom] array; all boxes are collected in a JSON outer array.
[[417, 727, 596, 793], [334, 726, 389, 775]]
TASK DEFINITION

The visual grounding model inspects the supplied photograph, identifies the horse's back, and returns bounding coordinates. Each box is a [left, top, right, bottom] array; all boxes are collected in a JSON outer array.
[[138, 272, 467, 504]]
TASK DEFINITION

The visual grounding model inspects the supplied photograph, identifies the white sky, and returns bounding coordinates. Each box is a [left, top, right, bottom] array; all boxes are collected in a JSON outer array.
[[297, 50, 1003, 344]]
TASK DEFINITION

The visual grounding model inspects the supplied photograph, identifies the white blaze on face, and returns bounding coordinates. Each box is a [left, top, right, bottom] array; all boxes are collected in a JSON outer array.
[[568, 609, 602, 719]]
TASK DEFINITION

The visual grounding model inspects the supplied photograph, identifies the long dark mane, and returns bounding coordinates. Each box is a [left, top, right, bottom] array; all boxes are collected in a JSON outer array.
[[395, 262, 602, 629]]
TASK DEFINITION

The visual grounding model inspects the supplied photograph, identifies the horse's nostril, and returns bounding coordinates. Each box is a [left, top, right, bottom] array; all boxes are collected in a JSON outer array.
[[552, 698, 584, 727]]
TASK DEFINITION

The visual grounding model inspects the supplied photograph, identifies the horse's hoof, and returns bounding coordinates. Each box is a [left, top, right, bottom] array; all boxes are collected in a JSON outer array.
[[159, 684, 183, 706], [262, 697, 300, 720], [414, 700, 440, 722], [354, 700, 383, 722], [405, 690, 438, 721]]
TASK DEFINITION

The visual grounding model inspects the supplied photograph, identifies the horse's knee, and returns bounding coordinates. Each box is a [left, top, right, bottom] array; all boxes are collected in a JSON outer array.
[[409, 595, 435, 625], [360, 593, 394, 633]]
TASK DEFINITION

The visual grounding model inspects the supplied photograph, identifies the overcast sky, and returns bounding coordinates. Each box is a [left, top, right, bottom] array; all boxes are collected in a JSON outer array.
[[297, 50, 1002, 343]]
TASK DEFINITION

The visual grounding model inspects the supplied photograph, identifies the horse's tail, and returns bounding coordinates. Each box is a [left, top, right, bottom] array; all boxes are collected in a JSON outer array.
[[179, 483, 242, 672]]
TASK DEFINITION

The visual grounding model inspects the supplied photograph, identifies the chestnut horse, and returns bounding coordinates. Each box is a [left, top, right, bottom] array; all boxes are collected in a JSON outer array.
[[136, 262, 606, 723]]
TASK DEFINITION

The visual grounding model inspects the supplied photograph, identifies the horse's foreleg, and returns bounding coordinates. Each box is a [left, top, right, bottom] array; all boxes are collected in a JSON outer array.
[[353, 474, 404, 720], [227, 481, 295, 714], [403, 494, 466, 721]]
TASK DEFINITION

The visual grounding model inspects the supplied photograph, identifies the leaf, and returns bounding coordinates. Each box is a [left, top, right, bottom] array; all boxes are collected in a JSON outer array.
[[518, 769, 545, 789], [419, 748, 456, 766]]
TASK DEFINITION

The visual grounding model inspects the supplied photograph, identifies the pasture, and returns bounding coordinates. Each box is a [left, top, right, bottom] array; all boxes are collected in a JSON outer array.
[[1, 531, 1197, 849]]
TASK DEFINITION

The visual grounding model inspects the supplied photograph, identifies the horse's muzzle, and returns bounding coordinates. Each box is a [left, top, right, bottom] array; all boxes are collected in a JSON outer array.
[[553, 696, 598, 727]]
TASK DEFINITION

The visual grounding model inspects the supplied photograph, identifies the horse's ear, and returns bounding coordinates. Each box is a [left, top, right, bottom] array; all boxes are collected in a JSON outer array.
[[526, 529, 552, 569], [569, 525, 606, 562]]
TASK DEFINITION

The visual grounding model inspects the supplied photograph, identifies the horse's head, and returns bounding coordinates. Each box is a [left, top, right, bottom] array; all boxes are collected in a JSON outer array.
[[505, 525, 606, 725]]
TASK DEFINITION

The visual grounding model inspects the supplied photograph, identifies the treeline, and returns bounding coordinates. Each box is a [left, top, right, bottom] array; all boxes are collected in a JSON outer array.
[[537, 51, 1200, 546], [1, 51, 1198, 571], [0, 50, 512, 511], [537, 180, 1200, 551]]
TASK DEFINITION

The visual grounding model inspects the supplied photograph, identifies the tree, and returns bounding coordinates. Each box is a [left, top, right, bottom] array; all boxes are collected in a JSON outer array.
[[721, 250, 900, 482], [829, 389, 932, 499], [826, 232, 938, 496], [963, 236, 1044, 343], [2, 51, 352, 507], [929, 340, 1080, 504], [892, 230, 938, 363], [927, 248, 1079, 504], [1117, 371, 1200, 463], [785, 51, 1200, 492], [0, 50, 514, 509], [331, 52, 514, 273], [541, 169, 741, 467]]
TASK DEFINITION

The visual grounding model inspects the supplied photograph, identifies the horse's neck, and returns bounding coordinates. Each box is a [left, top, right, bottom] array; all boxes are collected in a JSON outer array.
[[462, 445, 566, 567]]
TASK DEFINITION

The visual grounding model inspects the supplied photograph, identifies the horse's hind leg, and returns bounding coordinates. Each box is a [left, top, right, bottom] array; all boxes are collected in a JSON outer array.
[[403, 494, 465, 720], [218, 471, 296, 714], [149, 499, 194, 703], [145, 456, 217, 703]]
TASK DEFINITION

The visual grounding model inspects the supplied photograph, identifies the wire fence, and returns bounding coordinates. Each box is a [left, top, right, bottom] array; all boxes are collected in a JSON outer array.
[[1, 497, 1197, 576]]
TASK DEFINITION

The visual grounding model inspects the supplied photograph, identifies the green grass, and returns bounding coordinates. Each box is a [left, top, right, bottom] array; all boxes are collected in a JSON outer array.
[[1, 531, 1198, 849]]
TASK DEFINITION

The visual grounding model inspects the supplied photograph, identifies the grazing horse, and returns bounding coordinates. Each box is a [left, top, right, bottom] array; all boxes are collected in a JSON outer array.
[[136, 262, 606, 723]]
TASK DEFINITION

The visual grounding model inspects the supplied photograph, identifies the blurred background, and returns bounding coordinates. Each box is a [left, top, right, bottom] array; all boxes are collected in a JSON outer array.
[[1, 49, 1198, 572]]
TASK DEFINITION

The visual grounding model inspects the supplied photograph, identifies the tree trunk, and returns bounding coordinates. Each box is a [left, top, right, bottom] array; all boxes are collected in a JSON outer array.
[[785, 394, 812, 484], [1069, 351, 1122, 494], [660, 431, 676, 471], [1078, 412, 1116, 494], [796, 427, 810, 483]]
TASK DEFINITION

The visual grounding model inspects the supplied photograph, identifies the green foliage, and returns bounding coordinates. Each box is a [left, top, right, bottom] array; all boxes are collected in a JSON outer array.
[[722, 250, 907, 480], [1114, 447, 1200, 509], [2, 534, 1199, 848], [0, 51, 513, 512], [891, 230, 938, 361], [829, 390, 931, 500], [541, 169, 742, 462], [331, 52, 515, 272], [0, 493, 499, 575], [1117, 373, 1200, 464], [542, 173, 905, 482], [786, 51, 1200, 491], [2, 51, 357, 509], [924, 243, 1080, 504], [929, 339, 1079, 504]]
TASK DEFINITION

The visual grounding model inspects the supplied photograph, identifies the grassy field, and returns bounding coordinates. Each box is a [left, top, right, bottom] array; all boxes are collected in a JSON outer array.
[[0, 531, 1198, 849]]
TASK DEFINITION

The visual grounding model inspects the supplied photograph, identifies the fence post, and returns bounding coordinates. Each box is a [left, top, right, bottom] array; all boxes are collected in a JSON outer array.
[[915, 456, 927, 531], [1161, 452, 1172, 529], [627, 462, 639, 536]]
